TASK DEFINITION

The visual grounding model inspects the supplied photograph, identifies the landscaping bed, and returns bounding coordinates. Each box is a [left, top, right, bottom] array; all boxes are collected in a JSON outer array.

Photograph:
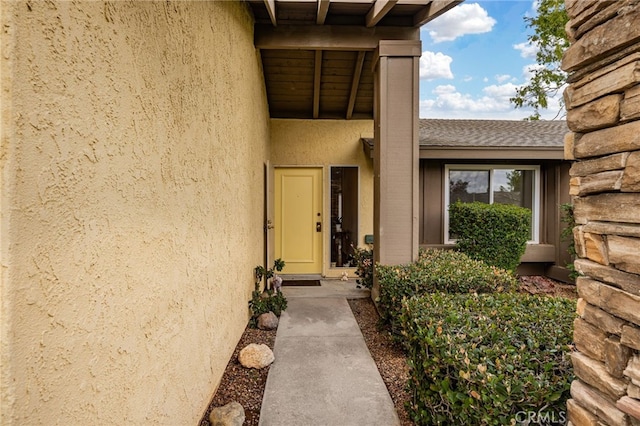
[[199, 328, 276, 426], [201, 274, 576, 426]]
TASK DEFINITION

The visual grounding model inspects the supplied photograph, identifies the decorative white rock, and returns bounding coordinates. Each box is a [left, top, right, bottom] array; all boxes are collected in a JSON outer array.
[[238, 343, 274, 369]]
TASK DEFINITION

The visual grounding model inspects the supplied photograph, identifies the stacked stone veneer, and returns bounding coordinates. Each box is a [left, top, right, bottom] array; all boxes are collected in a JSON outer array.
[[564, 1, 640, 425]]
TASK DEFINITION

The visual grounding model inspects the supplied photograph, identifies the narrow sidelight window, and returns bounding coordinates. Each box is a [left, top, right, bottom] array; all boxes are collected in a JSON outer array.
[[330, 166, 359, 267]]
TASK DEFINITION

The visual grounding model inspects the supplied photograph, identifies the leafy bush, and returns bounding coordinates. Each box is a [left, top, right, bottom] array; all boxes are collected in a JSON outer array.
[[399, 293, 575, 425], [250, 258, 287, 327], [248, 289, 288, 328], [449, 201, 531, 273], [352, 245, 373, 289], [376, 249, 517, 331]]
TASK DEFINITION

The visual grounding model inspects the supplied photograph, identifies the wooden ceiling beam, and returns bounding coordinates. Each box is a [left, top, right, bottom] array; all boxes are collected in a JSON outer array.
[[317, 0, 331, 24], [366, 0, 398, 27], [413, 0, 462, 27], [263, 0, 278, 26], [346, 51, 366, 119], [313, 50, 323, 119], [255, 25, 419, 51]]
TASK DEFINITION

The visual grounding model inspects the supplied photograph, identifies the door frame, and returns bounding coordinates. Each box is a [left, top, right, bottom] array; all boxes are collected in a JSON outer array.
[[272, 165, 324, 275]]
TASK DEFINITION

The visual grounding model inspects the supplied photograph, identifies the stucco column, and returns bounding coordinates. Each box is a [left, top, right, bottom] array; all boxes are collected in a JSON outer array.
[[372, 39, 421, 301]]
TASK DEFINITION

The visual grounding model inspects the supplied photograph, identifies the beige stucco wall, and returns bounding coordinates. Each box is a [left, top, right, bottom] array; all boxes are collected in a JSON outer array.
[[270, 119, 374, 278], [1, 1, 269, 424]]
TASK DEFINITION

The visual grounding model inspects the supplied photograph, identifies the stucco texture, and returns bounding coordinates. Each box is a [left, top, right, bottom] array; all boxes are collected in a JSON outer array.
[[270, 119, 374, 277], [1, 1, 269, 424]]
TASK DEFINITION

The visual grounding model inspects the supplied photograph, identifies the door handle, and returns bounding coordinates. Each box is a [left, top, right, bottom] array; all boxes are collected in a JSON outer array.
[[316, 222, 322, 232]]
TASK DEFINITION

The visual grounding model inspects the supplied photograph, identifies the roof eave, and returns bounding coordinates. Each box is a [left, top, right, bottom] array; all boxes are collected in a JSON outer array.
[[420, 146, 565, 160]]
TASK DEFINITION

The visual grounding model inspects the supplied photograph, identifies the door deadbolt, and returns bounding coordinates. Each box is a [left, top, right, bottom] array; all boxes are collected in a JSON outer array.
[[316, 222, 322, 232]]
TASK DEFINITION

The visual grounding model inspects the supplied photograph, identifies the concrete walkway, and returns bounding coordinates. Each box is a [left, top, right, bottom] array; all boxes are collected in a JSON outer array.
[[259, 281, 400, 426]]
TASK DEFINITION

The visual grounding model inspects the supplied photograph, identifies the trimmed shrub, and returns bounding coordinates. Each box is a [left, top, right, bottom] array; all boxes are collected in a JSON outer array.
[[399, 293, 575, 426], [376, 249, 517, 330], [352, 245, 373, 289], [449, 201, 531, 273]]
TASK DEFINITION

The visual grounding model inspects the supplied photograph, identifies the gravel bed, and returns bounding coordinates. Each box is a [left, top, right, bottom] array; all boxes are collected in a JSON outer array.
[[199, 328, 276, 426]]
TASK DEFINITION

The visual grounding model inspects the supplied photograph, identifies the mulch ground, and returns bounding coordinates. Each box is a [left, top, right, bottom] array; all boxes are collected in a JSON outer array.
[[198, 328, 276, 426], [200, 275, 576, 425]]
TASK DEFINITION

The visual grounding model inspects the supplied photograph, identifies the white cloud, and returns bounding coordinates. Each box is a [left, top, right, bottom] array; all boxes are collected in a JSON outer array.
[[522, 63, 543, 81], [433, 84, 457, 95], [420, 51, 454, 80], [529, 0, 541, 16], [421, 83, 513, 113], [514, 41, 538, 59], [423, 3, 496, 43], [483, 83, 518, 100], [419, 82, 562, 120], [463, 76, 473, 82], [495, 74, 512, 83]]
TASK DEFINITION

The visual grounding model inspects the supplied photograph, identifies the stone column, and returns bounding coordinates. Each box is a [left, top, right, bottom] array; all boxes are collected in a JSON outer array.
[[371, 40, 421, 301], [563, 1, 640, 425]]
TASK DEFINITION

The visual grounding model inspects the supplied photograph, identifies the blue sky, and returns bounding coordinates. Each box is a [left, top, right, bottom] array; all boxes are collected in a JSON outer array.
[[419, 1, 564, 120]]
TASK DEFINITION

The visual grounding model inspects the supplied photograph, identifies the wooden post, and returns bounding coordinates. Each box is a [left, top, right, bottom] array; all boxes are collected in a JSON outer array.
[[371, 40, 421, 301]]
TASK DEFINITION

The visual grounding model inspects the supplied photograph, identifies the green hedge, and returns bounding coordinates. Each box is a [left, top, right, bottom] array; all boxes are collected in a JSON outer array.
[[399, 293, 575, 425], [449, 201, 531, 272], [376, 249, 517, 331]]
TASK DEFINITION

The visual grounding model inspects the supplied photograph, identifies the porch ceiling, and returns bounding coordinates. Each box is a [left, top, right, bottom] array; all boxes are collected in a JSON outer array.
[[247, 0, 462, 119]]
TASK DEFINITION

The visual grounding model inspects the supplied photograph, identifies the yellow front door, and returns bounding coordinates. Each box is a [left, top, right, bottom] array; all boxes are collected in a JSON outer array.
[[274, 167, 323, 274]]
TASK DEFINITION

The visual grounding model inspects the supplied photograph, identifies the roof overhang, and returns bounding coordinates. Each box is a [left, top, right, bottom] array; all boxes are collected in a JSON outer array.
[[420, 146, 566, 160], [362, 138, 565, 160], [247, 0, 462, 120]]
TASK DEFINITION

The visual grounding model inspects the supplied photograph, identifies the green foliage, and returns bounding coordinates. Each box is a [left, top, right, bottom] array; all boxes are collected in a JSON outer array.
[[449, 201, 531, 273], [248, 288, 288, 328], [560, 203, 578, 280], [510, 0, 569, 120], [352, 245, 374, 289], [399, 293, 576, 425], [254, 258, 286, 291], [273, 258, 285, 272], [376, 249, 518, 332], [250, 258, 288, 327]]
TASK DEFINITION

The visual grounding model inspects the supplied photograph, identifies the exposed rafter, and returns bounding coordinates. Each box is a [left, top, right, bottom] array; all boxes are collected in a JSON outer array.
[[317, 0, 330, 25], [413, 0, 462, 27], [346, 51, 366, 119], [255, 1, 464, 28], [313, 50, 323, 118], [263, 0, 277, 26], [250, 0, 464, 120], [366, 0, 398, 27]]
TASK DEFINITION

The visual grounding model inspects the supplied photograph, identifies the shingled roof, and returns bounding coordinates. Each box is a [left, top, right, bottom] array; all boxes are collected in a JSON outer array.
[[419, 119, 568, 148]]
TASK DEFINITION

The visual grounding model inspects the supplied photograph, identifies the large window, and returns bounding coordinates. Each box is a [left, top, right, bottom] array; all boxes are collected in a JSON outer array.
[[444, 165, 540, 243]]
